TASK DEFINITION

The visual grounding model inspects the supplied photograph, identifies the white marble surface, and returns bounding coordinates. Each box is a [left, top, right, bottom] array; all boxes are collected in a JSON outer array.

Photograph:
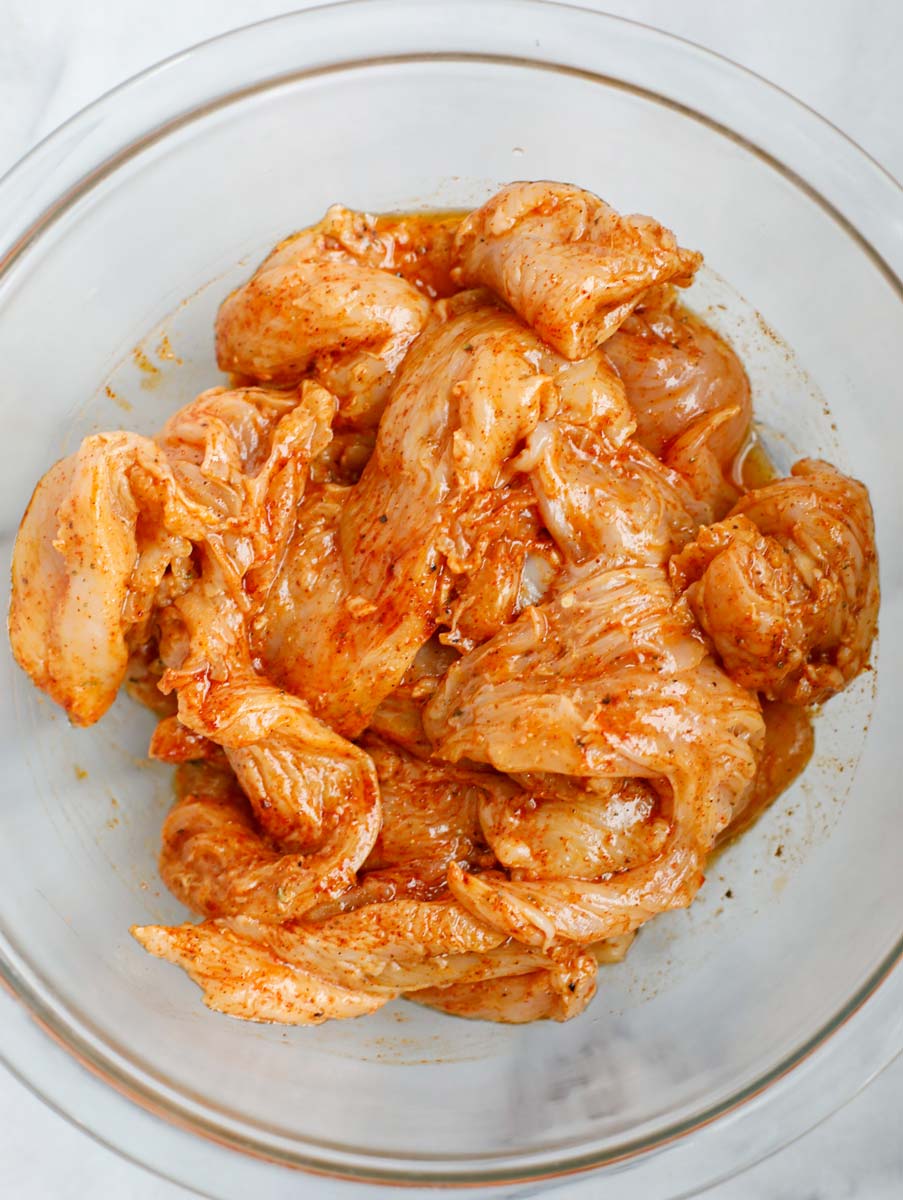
[[1, 0, 901, 1196]]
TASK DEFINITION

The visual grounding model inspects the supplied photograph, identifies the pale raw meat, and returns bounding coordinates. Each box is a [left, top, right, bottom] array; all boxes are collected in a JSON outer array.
[[10, 185, 878, 1027]]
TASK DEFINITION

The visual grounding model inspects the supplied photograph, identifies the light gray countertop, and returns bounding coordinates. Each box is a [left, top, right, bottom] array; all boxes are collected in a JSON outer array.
[[1, 1, 900, 1196]]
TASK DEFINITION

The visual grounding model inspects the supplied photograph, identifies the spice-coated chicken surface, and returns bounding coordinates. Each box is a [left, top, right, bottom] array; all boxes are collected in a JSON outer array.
[[9, 182, 879, 1025]]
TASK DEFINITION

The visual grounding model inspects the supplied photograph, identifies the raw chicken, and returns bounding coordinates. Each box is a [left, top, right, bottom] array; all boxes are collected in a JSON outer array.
[[413, 932, 636, 1023], [606, 288, 751, 467], [425, 563, 764, 945], [132, 921, 390, 1025], [453, 182, 701, 358], [524, 421, 703, 567], [670, 459, 879, 704], [9, 382, 334, 725], [441, 482, 561, 647], [478, 775, 669, 880], [216, 206, 442, 427], [360, 735, 495, 893], [224, 900, 506, 994], [10, 435, 175, 726], [411, 949, 599, 1023], [10, 184, 879, 1029], [132, 902, 589, 1023], [157, 564, 381, 912]]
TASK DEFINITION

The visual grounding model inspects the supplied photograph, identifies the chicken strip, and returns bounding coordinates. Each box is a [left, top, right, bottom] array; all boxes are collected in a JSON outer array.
[[158, 772, 319, 920], [523, 421, 703, 567], [10, 436, 176, 725], [9, 382, 334, 725], [425, 563, 764, 946], [216, 205, 437, 427], [478, 775, 669, 880], [158, 569, 380, 910], [441, 482, 562, 648], [411, 948, 599, 1023], [157, 382, 336, 607], [154, 747, 374, 922], [606, 289, 752, 467], [132, 922, 389, 1025], [133, 902, 581, 1024], [424, 915, 649, 1023], [670, 459, 879, 704], [227, 900, 506, 994], [361, 736, 495, 891], [452, 181, 701, 359]]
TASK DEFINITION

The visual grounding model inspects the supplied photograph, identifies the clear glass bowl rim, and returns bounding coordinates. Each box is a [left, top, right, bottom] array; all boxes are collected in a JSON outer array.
[[0, 0, 901, 1192]]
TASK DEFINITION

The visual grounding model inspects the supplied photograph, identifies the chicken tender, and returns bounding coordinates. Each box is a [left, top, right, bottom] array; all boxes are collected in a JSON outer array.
[[453, 181, 701, 358], [670, 459, 879, 704]]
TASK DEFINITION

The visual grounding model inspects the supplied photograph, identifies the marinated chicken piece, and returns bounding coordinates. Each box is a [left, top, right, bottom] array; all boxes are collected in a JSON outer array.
[[134, 904, 584, 1023], [716, 701, 814, 847], [158, 571, 380, 910], [227, 900, 506, 994], [441, 483, 561, 647], [257, 473, 438, 739], [154, 732, 377, 923], [216, 206, 436, 427], [157, 773, 345, 920], [440, 347, 632, 619], [361, 736, 495, 891], [542, 347, 637, 440], [426, 563, 761, 814], [248, 927, 557, 997], [523, 356, 748, 568], [411, 949, 598, 1023], [606, 290, 752, 467], [524, 421, 703, 567], [148, 714, 223, 763], [365, 637, 459, 758], [478, 775, 669, 879], [662, 405, 745, 520], [156, 383, 336, 607], [445, 841, 688, 951], [10, 435, 188, 725], [453, 182, 701, 359], [426, 563, 764, 946], [132, 921, 389, 1024], [9, 382, 333, 725], [259, 293, 609, 736], [670, 459, 879, 704]]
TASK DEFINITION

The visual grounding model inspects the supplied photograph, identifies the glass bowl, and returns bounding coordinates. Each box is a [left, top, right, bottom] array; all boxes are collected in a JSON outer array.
[[1, 2, 901, 1196]]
